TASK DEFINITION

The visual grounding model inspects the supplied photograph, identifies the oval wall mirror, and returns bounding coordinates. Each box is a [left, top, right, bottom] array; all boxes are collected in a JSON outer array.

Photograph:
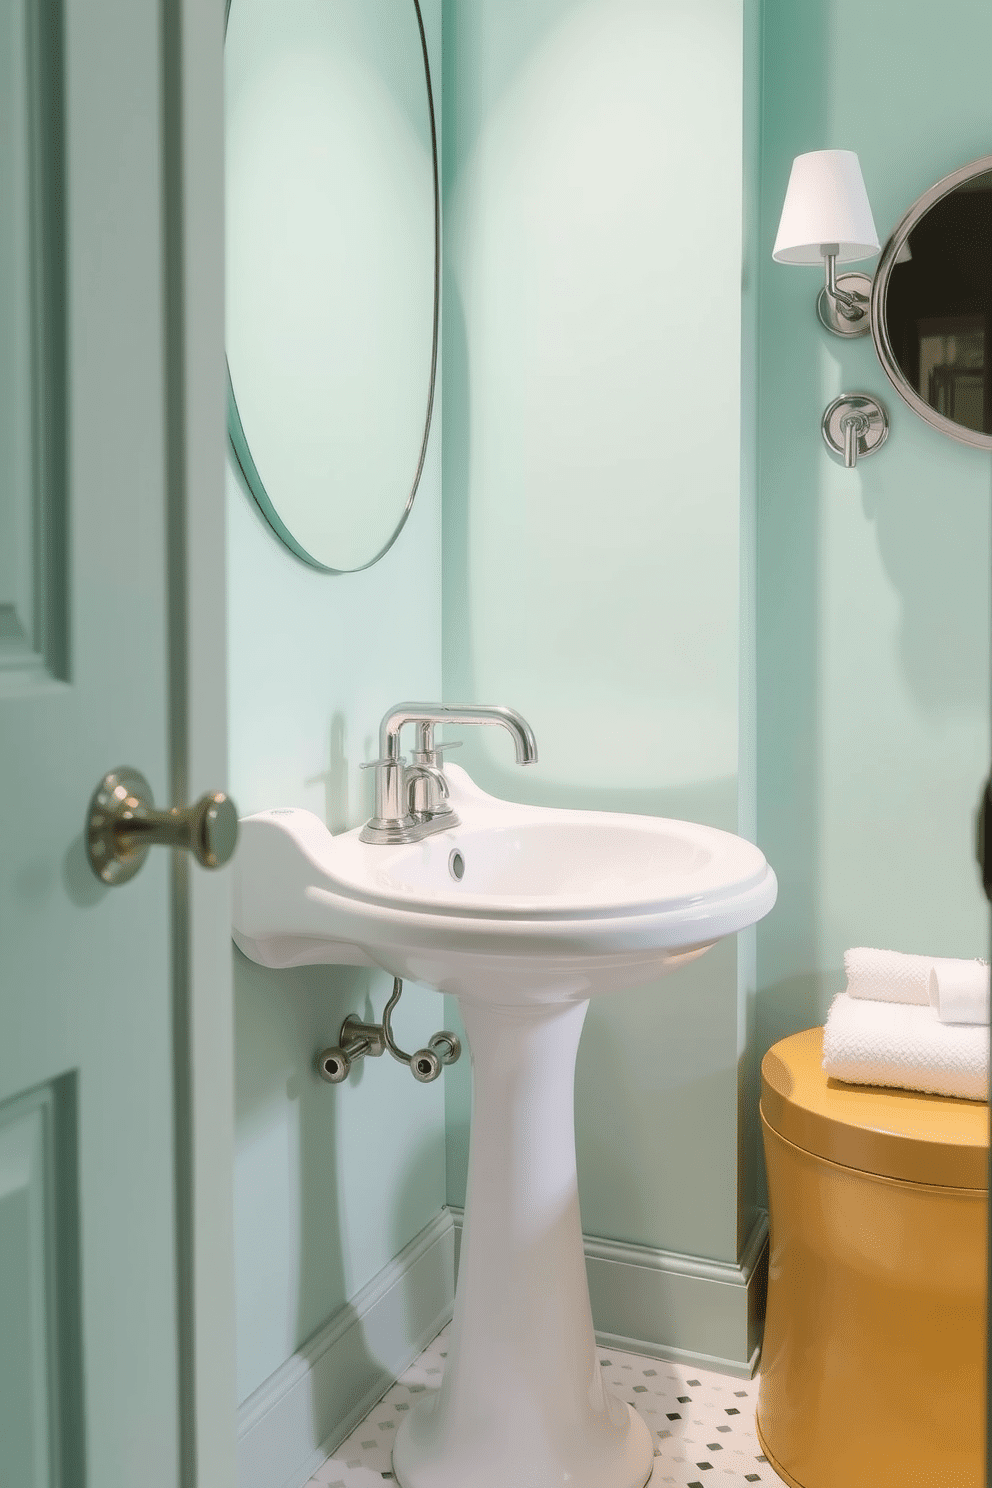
[[871, 155, 992, 450], [225, 0, 439, 572]]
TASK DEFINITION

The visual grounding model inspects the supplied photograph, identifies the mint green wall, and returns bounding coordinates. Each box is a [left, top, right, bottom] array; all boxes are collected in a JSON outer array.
[[227, 3, 445, 1406], [227, 0, 992, 1408], [440, 0, 756, 1265], [756, 0, 992, 1188]]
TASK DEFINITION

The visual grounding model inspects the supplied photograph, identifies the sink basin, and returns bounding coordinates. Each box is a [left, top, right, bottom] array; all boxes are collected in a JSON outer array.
[[232, 764, 777, 1002], [232, 764, 777, 1488]]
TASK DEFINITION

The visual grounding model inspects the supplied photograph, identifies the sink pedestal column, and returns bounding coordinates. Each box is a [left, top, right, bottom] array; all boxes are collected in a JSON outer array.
[[392, 997, 654, 1488]]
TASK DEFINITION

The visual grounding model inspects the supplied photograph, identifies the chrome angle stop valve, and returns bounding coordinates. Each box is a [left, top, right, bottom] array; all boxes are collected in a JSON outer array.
[[316, 978, 461, 1086]]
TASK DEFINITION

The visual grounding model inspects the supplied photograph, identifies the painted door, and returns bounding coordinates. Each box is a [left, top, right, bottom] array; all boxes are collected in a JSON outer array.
[[0, 2, 234, 1486]]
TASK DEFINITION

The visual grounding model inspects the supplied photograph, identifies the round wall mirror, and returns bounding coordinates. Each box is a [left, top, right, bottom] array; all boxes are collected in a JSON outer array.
[[871, 155, 992, 450], [225, 0, 439, 572]]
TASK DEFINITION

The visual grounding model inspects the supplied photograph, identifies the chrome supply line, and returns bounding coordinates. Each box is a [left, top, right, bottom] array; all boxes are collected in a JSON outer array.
[[315, 978, 461, 1085]]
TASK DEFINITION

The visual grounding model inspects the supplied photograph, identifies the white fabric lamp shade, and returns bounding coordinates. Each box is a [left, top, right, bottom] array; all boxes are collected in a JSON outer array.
[[773, 149, 879, 265]]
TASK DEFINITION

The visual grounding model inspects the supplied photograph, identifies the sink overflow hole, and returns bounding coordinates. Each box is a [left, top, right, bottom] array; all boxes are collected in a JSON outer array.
[[449, 849, 465, 881]]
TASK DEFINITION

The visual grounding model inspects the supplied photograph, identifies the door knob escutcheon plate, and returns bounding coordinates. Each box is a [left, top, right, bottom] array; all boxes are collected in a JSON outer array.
[[86, 768, 238, 885]]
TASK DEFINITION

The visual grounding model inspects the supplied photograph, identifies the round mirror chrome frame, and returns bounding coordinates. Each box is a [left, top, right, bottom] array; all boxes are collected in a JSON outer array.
[[870, 154, 992, 452], [224, 0, 441, 573]]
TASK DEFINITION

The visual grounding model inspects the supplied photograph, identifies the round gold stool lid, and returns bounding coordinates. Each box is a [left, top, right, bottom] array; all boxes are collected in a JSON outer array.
[[761, 1026, 988, 1188]]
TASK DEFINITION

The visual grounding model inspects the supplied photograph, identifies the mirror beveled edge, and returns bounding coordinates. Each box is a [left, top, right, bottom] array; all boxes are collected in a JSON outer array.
[[870, 153, 992, 453], [224, 0, 441, 574]]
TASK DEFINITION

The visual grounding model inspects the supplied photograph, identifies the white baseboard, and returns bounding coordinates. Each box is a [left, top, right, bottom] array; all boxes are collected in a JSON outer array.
[[237, 1206, 768, 1488], [584, 1215, 769, 1379], [236, 1210, 455, 1488]]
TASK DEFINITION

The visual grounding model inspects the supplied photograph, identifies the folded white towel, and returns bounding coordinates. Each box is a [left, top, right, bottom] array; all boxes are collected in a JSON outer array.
[[822, 992, 989, 1101], [844, 946, 987, 1009], [929, 960, 991, 1025]]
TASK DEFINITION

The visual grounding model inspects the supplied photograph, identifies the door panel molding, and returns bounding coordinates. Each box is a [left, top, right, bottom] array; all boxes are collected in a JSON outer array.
[[0, 1077, 83, 1488], [0, 0, 67, 688]]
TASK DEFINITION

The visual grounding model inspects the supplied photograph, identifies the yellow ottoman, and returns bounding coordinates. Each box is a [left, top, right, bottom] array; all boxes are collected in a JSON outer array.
[[757, 1026, 987, 1488]]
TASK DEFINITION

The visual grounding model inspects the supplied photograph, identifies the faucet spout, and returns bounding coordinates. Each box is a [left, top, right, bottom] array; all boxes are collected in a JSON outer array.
[[378, 702, 538, 766]]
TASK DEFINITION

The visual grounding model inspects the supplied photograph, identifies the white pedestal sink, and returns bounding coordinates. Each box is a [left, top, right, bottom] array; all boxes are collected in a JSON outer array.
[[232, 765, 777, 1488]]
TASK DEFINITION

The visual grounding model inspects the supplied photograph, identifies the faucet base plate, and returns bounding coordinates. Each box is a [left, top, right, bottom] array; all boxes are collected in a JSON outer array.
[[359, 808, 461, 845]]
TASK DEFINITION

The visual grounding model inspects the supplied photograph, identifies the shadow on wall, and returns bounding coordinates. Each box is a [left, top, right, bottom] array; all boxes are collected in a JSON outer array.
[[439, 246, 473, 713], [755, 972, 842, 1064], [440, 0, 573, 177], [754, 0, 829, 1203], [864, 435, 991, 713], [441, 115, 751, 1262], [235, 946, 449, 1423], [235, 950, 355, 1407], [441, 253, 742, 832], [303, 710, 353, 834], [391, 1122, 449, 1344], [576, 946, 743, 1266], [446, 938, 745, 1267]]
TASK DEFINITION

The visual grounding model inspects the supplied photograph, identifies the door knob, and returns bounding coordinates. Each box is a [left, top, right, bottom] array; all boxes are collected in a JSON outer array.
[[86, 767, 238, 886]]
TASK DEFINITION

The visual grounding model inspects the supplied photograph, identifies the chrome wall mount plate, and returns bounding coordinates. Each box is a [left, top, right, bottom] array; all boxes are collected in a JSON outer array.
[[821, 392, 889, 468], [817, 271, 874, 337]]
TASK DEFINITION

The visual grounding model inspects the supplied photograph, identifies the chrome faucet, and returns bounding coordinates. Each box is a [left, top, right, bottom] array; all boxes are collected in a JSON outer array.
[[359, 702, 538, 844]]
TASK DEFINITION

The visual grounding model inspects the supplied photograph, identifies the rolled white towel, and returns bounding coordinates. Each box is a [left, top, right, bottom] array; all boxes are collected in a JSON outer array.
[[844, 947, 933, 1004], [844, 947, 987, 1008], [928, 959, 991, 1025], [822, 992, 989, 1101]]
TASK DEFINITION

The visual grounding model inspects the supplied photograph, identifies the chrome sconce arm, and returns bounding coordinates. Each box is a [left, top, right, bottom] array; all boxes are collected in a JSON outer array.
[[818, 247, 873, 337]]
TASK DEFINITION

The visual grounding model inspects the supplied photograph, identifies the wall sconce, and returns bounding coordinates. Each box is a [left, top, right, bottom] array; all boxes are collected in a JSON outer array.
[[773, 149, 879, 337]]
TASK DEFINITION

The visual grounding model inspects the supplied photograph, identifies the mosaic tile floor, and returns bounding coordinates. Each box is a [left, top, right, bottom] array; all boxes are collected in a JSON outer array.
[[305, 1324, 786, 1487]]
